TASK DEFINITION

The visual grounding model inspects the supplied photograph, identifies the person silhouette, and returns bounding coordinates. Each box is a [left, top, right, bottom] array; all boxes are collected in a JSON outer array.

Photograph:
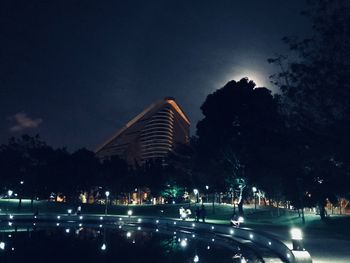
[[195, 207, 200, 222], [201, 204, 206, 223]]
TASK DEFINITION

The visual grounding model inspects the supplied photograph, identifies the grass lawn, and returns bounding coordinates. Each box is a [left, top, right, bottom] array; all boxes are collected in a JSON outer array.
[[1, 199, 349, 239]]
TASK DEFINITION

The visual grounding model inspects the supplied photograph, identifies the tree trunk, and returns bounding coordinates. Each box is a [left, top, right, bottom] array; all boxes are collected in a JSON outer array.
[[238, 200, 244, 215], [320, 205, 326, 220], [18, 198, 22, 210]]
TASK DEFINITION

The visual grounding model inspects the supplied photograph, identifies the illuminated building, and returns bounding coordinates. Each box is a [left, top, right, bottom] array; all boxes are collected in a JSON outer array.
[[95, 97, 190, 165]]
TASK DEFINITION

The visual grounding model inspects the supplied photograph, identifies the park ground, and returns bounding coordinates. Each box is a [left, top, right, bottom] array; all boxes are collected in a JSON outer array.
[[1, 199, 350, 262]]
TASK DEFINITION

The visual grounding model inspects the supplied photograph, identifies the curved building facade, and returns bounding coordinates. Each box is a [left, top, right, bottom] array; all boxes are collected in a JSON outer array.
[[95, 97, 190, 166]]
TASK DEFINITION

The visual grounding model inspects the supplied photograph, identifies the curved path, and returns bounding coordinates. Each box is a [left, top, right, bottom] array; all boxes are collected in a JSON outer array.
[[0, 214, 312, 263]]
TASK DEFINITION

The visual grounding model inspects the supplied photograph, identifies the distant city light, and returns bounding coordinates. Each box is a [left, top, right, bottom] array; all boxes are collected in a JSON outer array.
[[252, 187, 257, 193], [126, 232, 131, 238], [20, 181, 24, 185], [127, 210, 133, 216], [193, 189, 198, 195], [193, 255, 199, 262], [205, 185, 209, 190], [8, 190, 13, 197], [0, 242, 5, 250], [180, 239, 187, 247], [105, 191, 110, 197]]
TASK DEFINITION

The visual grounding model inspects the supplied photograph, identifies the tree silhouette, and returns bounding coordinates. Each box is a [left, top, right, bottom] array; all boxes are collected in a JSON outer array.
[[270, 0, 350, 219], [195, 78, 285, 215]]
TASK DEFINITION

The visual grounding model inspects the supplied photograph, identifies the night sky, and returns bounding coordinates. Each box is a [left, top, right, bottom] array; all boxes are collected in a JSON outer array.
[[0, 0, 309, 151]]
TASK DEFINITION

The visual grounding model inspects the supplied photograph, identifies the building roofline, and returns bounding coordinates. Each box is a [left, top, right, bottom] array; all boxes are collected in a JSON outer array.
[[95, 97, 190, 154]]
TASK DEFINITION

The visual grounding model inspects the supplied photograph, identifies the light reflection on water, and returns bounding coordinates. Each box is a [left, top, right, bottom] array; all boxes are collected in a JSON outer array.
[[0, 224, 260, 263]]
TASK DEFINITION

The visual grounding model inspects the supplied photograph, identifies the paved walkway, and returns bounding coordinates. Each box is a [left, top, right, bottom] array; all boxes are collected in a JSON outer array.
[[245, 224, 350, 263]]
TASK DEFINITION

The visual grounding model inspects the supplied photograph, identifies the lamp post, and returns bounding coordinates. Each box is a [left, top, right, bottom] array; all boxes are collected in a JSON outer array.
[[205, 185, 209, 203], [252, 187, 257, 210], [127, 209, 133, 217], [19, 181, 24, 209], [105, 191, 110, 216], [7, 190, 13, 215], [193, 189, 199, 204]]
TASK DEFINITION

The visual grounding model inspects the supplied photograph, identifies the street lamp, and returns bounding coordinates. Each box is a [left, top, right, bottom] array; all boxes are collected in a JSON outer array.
[[193, 189, 199, 203], [127, 209, 133, 217], [7, 190, 13, 215], [205, 185, 209, 203], [105, 191, 110, 216], [252, 187, 257, 210], [19, 181, 24, 209]]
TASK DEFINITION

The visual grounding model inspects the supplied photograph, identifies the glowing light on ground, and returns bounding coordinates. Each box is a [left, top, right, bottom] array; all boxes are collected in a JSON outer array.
[[180, 239, 187, 248]]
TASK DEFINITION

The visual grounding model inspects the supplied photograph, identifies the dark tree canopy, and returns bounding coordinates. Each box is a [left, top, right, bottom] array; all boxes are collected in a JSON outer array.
[[195, 78, 285, 207], [270, 0, 350, 218]]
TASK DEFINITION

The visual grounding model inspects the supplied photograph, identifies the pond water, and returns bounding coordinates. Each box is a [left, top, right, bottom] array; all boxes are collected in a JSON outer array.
[[0, 222, 261, 263]]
